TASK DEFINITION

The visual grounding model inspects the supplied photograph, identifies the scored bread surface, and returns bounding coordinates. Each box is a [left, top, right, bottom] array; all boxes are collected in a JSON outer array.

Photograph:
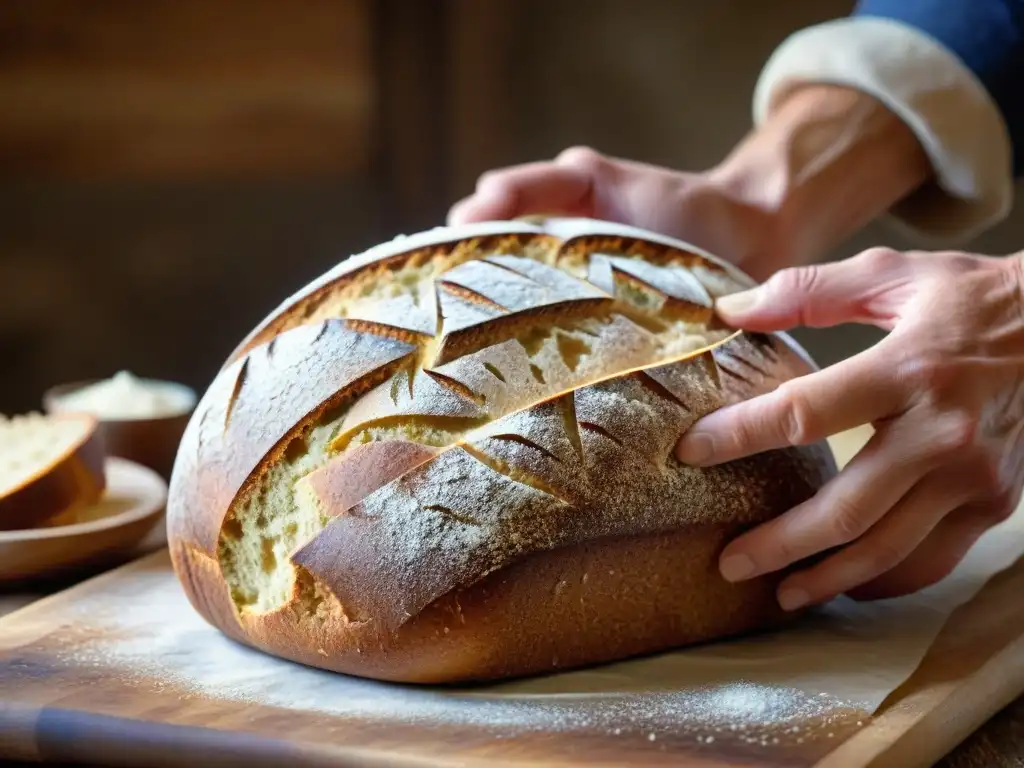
[[167, 217, 837, 683]]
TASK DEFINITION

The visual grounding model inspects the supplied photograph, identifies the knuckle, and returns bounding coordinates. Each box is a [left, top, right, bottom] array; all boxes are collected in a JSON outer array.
[[932, 411, 980, 457], [765, 524, 802, 566], [772, 265, 822, 298], [767, 266, 827, 326], [969, 453, 1010, 502], [829, 498, 870, 544], [773, 538, 801, 567], [857, 246, 904, 273], [970, 454, 1003, 501], [555, 145, 605, 172], [727, 416, 762, 457], [868, 541, 906, 575], [773, 384, 818, 446], [898, 353, 956, 396]]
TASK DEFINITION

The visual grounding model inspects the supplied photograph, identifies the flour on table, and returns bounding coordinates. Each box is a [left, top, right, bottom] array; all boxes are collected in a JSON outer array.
[[39, 506, 1024, 757]]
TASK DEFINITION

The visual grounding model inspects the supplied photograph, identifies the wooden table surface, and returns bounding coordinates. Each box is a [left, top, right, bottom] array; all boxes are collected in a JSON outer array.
[[1, 522, 1023, 767]]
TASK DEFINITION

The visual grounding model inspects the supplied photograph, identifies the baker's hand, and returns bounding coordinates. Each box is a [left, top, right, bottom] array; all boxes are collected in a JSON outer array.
[[447, 147, 783, 281], [676, 247, 1024, 608]]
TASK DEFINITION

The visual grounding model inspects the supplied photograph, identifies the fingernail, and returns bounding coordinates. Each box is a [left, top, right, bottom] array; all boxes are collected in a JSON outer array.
[[716, 290, 758, 316], [720, 554, 756, 582], [778, 588, 811, 612], [676, 433, 713, 465]]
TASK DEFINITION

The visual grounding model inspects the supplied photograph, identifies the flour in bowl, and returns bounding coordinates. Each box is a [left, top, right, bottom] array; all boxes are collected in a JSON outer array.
[[54, 372, 194, 420]]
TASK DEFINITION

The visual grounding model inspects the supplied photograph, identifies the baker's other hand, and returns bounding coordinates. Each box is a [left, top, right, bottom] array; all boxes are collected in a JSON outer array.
[[676, 247, 1024, 608], [446, 146, 781, 281]]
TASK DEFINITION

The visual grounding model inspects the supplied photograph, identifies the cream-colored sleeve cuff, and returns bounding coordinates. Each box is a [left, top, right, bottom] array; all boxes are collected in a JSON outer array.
[[753, 17, 1014, 244]]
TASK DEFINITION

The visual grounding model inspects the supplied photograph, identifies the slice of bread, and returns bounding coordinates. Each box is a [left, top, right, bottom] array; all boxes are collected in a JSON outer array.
[[0, 412, 107, 531]]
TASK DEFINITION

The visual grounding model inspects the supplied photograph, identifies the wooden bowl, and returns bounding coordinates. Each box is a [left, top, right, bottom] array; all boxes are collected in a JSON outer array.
[[0, 457, 167, 584], [43, 378, 196, 481]]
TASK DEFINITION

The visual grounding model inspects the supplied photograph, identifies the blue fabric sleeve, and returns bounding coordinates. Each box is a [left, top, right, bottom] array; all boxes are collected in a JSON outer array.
[[853, 0, 1024, 176]]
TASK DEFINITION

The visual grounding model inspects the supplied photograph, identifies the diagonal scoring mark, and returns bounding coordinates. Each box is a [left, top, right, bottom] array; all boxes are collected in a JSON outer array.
[[312, 319, 330, 345], [437, 280, 509, 310], [559, 394, 584, 462], [345, 317, 434, 346], [483, 362, 507, 383], [636, 370, 691, 411], [609, 260, 713, 310], [578, 421, 623, 446], [224, 356, 250, 432], [423, 504, 481, 527], [701, 349, 722, 390], [197, 398, 214, 463], [489, 433, 563, 463], [715, 360, 755, 386], [389, 375, 403, 406], [461, 444, 574, 506], [425, 369, 487, 405], [724, 351, 771, 379]]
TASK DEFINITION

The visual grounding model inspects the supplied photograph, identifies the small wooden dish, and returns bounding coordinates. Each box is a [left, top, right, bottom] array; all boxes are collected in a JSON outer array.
[[43, 378, 196, 481], [0, 457, 168, 584]]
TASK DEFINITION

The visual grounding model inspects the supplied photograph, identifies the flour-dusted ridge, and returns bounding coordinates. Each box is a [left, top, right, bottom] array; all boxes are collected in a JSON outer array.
[[167, 217, 838, 684]]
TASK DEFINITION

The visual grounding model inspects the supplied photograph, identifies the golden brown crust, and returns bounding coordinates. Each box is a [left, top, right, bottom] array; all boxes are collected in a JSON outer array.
[[169, 543, 248, 644], [297, 441, 440, 522], [166, 320, 417, 556], [228, 225, 560, 365], [0, 414, 106, 532], [231, 520, 813, 684], [166, 217, 838, 684]]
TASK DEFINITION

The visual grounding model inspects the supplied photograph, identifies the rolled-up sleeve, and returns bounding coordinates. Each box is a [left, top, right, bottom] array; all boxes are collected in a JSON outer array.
[[753, 0, 1023, 243]]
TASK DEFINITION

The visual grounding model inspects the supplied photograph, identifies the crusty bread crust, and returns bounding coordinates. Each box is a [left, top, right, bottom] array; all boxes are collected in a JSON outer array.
[[238, 522, 815, 684], [0, 414, 106, 532], [167, 218, 838, 684]]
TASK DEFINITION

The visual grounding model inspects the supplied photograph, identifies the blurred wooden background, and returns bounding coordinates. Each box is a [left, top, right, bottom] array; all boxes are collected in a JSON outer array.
[[1, 0, 1021, 412], [0, 1, 372, 179]]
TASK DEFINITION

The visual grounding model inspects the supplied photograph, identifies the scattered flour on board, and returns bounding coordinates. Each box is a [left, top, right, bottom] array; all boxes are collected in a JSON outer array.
[[52, 570, 866, 752]]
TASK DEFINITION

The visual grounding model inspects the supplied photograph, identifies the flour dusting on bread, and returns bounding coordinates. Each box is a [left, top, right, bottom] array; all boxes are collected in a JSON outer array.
[[167, 218, 837, 683]]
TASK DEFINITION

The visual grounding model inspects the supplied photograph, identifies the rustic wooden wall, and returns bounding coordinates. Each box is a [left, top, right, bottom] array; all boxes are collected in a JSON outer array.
[[0, 0, 373, 179], [0, 0, 382, 411]]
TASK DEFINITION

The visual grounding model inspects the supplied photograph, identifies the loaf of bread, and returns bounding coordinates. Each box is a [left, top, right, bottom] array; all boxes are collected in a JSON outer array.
[[0, 412, 106, 531], [167, 217, 837, 684]]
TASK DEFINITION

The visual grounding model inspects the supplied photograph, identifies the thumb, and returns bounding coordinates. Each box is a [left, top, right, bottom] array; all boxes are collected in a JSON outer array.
[[714, 247, 912, 332]]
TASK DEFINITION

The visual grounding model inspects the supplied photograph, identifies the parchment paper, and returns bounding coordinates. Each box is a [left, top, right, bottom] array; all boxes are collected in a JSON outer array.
[[3, 428, 1024, 765], [487, 425, 1024, 710]]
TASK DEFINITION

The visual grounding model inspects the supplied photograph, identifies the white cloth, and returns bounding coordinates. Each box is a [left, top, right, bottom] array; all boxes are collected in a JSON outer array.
[[753, 17, 1014, 244]]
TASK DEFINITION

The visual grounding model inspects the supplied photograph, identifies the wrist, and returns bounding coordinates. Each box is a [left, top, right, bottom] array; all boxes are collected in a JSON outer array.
[[709, 84, 932, 275]]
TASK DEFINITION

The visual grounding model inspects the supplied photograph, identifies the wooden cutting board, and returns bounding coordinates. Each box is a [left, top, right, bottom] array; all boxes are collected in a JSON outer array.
[[2, 427, 1024, 768]]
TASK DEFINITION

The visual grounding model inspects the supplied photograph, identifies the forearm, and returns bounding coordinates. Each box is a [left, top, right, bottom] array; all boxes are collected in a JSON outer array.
[[710, 84, 932, 273], [712, 6, 1018, 274]]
